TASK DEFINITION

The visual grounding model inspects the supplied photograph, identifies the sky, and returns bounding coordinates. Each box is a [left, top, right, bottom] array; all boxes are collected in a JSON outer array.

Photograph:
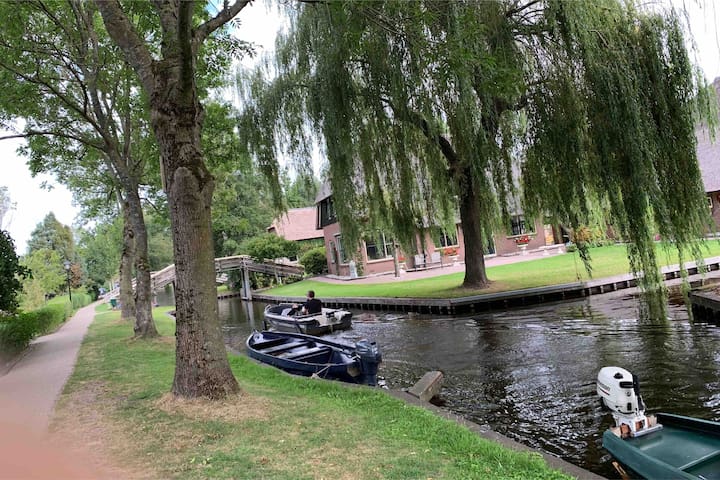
[[1, 1, 719, 255]]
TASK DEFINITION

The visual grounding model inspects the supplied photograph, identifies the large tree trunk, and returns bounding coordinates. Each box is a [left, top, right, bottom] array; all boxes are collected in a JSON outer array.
[[152, 100, 239, 399], [125, 187, 158, 338], [458, 173, 490, 288], [119, 199, 136, 321], [96, 0, 242, 400]]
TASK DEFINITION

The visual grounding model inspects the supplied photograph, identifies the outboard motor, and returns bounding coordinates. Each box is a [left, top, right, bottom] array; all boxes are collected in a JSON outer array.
[[355, 340, 382, 386], [597, 366, 662, 438]]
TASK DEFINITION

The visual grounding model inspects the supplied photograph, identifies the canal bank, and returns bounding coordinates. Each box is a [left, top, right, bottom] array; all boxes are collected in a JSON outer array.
[[217, 279, 720, 477], [243, 256, 720, 314], [388, 389, 605, 480]]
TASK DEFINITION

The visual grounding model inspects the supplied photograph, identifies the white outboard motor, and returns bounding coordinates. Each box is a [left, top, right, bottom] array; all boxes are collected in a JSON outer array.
[[597, 366, 662, 438]]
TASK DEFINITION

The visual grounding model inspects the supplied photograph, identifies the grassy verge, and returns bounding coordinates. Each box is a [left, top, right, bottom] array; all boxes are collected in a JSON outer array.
[[262, 243, 720, 299], [53, 308, 570, 479]]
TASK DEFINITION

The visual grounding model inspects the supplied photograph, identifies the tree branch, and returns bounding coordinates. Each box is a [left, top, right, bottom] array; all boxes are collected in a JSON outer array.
[[506, 0, 543, 18], [0, 129, 105, 151], [94, 0, 156, 95], [195, 0, 251, 47]]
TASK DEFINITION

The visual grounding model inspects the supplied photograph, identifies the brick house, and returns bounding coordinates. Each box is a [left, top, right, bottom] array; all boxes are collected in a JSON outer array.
[[315, 183, 562, 277], [698, 78, 720, 227], [267, 206, 324, 261]]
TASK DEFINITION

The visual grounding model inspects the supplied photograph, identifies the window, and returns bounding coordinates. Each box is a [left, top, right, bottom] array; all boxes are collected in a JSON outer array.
[[364, 232, 393, 261], [334, 234, 350, 264], [509, 215, 535, 236], [708, 196, 713, 210], [434, 227, 458, 248], [318, 197, 337, 228]]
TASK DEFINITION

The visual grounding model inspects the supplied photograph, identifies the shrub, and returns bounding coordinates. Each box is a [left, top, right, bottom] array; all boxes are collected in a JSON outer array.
[[71, 292, 91, 310], [0, 300, 77, 353], [34, 303, 70, 335], [0, 312, 39, 352], [300, 247, 327, 276], [242, 234, 299, 262]]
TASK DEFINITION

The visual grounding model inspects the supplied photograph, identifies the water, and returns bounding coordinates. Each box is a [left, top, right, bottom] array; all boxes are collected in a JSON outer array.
[[216, 290, 720, 478]]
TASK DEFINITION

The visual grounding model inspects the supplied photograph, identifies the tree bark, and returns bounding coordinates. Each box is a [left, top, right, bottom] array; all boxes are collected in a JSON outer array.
[[154, 105, 239, 398], [119, 198, 136, 321], [458, 172, 490, 288], [125, 186, 158, 338]]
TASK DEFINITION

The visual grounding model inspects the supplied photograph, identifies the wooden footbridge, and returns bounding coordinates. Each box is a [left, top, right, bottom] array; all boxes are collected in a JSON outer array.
[[107, 255, 304, 301]]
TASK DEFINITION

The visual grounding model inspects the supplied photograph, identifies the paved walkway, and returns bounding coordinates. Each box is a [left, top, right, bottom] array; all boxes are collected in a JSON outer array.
[[313, 247, 565, 285], [0, 302, 97, 435]]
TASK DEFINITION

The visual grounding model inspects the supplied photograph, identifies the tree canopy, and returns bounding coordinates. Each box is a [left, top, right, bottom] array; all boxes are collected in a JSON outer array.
[[0, 230, 27, 312], [27, 213, 75, 261], [240, 0, 716, 309]]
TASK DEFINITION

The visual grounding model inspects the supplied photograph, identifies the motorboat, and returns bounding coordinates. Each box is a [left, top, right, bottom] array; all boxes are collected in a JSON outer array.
[[263, 303, 352, 335], [598, 366, 720, 479]]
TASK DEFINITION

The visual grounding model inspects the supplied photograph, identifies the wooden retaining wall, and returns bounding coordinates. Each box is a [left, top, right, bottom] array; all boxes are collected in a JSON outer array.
[[689, 291, 720, 321], [241, 256, 720, 316]]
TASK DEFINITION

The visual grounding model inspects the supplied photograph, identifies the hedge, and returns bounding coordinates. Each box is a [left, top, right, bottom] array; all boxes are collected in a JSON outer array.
[[0, 294, 91, 354]]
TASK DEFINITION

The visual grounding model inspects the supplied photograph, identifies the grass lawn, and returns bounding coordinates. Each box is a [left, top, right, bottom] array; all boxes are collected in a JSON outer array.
[[52, 306, 570, 480], [263, 242, 720, 299]]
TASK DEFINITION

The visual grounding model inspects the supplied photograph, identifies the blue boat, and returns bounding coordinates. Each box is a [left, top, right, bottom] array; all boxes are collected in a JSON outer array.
[[246, 330, 381, 386], [598, 366, 720, 479]]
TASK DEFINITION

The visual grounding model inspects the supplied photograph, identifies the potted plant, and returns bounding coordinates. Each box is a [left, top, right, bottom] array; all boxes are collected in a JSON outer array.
[[441, 246, 459, 263], [515, 235, 530, 255]]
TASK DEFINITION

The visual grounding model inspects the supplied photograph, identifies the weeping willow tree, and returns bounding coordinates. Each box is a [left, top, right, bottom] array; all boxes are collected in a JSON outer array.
[[240, 0, 715, 307]]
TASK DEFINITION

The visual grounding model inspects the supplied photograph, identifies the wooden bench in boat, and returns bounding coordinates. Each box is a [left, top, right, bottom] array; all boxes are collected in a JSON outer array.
[[260, 340, 311, 355], [281, 346, 331, 361], [251, 337, 289, 350]]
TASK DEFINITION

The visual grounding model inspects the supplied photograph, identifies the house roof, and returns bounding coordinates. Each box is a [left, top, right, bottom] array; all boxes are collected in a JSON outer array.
[[315, 181, 332, 204], [267, 207, 323, 241], [697, 77, 720, 192]]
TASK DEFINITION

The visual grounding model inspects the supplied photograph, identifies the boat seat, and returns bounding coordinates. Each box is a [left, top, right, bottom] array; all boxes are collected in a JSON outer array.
[[258, 340, 310, 355], [679, 449, 720, 471], [281, 346, 330, 360], [251, 337, 288, 350]]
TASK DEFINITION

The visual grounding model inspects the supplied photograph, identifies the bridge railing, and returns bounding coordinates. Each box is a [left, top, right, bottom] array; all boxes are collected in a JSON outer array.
[[105, 255, 304, 300]]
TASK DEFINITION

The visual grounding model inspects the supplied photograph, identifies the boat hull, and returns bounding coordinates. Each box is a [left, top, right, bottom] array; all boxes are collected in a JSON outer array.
[[603, 413, 720, 479], [263, 303, 352, 335], [245, 330, 380, 386]]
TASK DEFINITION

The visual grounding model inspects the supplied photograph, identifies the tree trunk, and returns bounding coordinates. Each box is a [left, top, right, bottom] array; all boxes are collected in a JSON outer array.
[[125, 187, 158, 338], [458, 173, 490, 288], [153, 104, 239, 399], [95, 0, 242, 399], [119, 199, 136, 321]]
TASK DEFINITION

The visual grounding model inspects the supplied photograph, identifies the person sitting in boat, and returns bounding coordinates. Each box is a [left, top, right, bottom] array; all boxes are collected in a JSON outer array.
[[293, 290, 323, 315]]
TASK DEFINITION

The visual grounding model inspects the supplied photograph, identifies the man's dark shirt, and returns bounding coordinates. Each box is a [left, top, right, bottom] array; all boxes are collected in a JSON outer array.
[[304, 298, 323, 314]]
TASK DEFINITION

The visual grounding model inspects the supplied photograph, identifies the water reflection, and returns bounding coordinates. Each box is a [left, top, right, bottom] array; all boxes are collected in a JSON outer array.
[[214, 290, 720, 477]]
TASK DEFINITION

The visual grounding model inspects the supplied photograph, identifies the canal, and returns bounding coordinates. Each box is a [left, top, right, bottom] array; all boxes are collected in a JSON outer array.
[[210, 289, 720, 478]]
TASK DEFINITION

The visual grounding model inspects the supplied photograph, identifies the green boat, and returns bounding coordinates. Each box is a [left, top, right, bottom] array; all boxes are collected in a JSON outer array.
[[598, 367, 720, 479], [603, 413, 720, 479]]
